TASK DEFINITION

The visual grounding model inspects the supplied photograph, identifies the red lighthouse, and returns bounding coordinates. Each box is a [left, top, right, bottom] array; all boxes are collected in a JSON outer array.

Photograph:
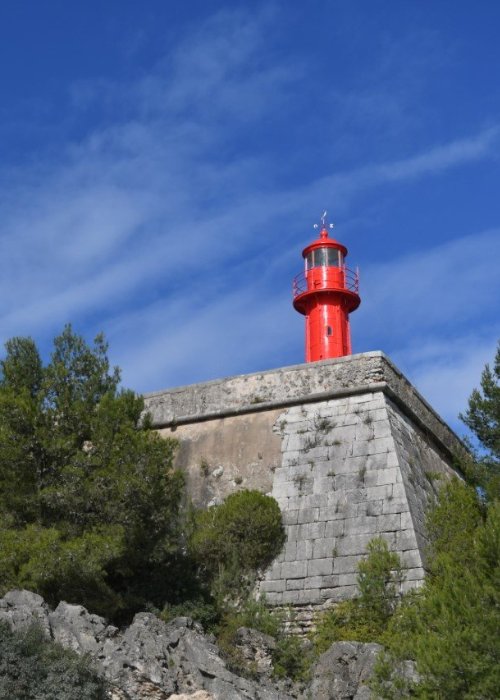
[[293, 212, 360, 362]]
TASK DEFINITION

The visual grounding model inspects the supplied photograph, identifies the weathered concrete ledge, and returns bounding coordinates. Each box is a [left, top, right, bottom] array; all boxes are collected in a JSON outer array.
[[144, 352, 466, 462]]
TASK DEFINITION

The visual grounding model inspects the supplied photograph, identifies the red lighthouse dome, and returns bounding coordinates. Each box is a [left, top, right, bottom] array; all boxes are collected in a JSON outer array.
[[293, 212, 360, 362]]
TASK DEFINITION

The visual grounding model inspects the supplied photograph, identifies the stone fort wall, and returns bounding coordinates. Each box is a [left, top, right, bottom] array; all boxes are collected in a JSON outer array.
[[144, 352, 465, 624]]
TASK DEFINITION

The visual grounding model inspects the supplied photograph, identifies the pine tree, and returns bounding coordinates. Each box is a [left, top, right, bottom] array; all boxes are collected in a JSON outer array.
[[460, 340, 500, 499], [0, 326, 184, 622]]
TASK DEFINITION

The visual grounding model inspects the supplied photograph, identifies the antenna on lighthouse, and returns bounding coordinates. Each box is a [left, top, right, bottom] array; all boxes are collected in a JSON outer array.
[[314, 210, 335, 231]]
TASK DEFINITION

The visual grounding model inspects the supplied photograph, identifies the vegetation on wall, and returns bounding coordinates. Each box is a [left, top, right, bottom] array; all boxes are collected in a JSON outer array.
[[313, 537, 404, 651]]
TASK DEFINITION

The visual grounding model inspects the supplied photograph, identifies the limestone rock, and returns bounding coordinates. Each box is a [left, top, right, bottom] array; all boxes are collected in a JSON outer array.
[[233, 626, 276, 678], [310, 641, 383, 699], [0, 589, 51, 636], [0, 589, 400, 699], [0, 590, 293, 700]]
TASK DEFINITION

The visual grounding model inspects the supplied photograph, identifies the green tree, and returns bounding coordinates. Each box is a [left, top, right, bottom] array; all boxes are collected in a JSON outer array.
[[0, 326, 184, 621], [189, 490, 286, 603], [371, 479, 500, 698], [0, 621, 107, 699], [460, 340, 500, 499], [313, 537, 404, 650]]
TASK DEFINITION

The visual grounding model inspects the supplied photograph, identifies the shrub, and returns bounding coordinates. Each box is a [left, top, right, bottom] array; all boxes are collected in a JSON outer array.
[[0, 621, 107, 699], [189, 490, 285, 601], [313, 537, 404, 651]]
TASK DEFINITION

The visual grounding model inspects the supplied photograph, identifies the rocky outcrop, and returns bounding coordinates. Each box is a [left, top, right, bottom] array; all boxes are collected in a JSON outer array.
[[0, 590, 293, 699], [310, 641, 382, 699], [0, 590, 389, 699]]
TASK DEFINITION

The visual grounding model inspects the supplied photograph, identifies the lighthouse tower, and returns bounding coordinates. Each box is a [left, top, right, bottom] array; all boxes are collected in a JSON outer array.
[[293, 212, 360, 362]]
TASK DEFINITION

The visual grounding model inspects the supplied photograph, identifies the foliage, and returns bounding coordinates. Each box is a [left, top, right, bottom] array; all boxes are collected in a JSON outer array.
[[313, 537, 404, 651], [371, 479, 500, 698], [460, 339, 500, 499], [0, 326, 184, 622], [0, 621, 107, 699], [272, 630, 312, 683], [189, 490, 285, 603], [215, 598, 311, 683], [160, 596, 220, 631]]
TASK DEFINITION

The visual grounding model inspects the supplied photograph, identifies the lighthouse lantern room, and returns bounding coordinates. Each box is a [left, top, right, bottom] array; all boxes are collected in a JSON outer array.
[[293, 212, 360, 362]]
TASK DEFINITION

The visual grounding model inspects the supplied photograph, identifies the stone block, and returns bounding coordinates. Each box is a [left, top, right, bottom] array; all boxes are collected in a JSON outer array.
[[376, 513, 401, 532], [367, 484, 393, 500], [303, 576, 324, 589], [370, 437, 395, 454], [286, 524, 300, 541], [373, 420, 392, 439], [362, 500, 384, 517], [351, 440, 371, 457], [299, 521, 325, 539], [281, 590, 301, 605], [346, 487, 369, 504], [394, 529, 418, 551], [391, 482, 406, 499], [297, 507, 319, 524], [281, 560, 307, 579], [325, 498, 349, 520], [401, 580, 424, 594], [297, 589, 321, 604], [286, 578, 304, 591], [386, 451, 401, 468], [337, 573, 358, 586], [362, 407, 388, 421], [324, 520, 345, 538], [296, 539, 314, 560], [266, 591, 283, 605], [282, 509, 299, 526], [333, 555, 361, 574], [365, 453, 392, 470], [320, 574, 340, 587], [400, 549, 422, 568], [283, 451, 301, 466], [383, 498, 409, 514], [307, 558, 334, 576], [266, 563, 282, 579], [343, 515, 379, 536], [284, 541, 297, 561], [374, 467, 400, 486], [334, 473, 359, 491], [313, 537, 337, 560], [303, 493, 328, 509], [331, 425, 357, 443], [400, 512, 414, 529], [273, 481, 300, 498], [259, 579, 286, 594], [337, 533, 374, 556], [404, 566, 425, 581], [320, 585, 358, 603], [313, 477, 333, 495], [287, 495, 304, 510], [286, 434, 306, 452], [348, 393, 378, 404]]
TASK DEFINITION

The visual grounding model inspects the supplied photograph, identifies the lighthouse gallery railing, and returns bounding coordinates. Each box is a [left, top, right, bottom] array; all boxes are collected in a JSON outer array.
[[292, 266, 360, 298]]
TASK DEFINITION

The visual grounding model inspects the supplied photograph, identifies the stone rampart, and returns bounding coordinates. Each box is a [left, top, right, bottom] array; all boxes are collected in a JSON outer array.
[[144, 352, 466, 626]]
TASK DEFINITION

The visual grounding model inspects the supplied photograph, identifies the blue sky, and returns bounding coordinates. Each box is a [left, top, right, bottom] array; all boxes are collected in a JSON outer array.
[[0, 1, 499, 434]]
